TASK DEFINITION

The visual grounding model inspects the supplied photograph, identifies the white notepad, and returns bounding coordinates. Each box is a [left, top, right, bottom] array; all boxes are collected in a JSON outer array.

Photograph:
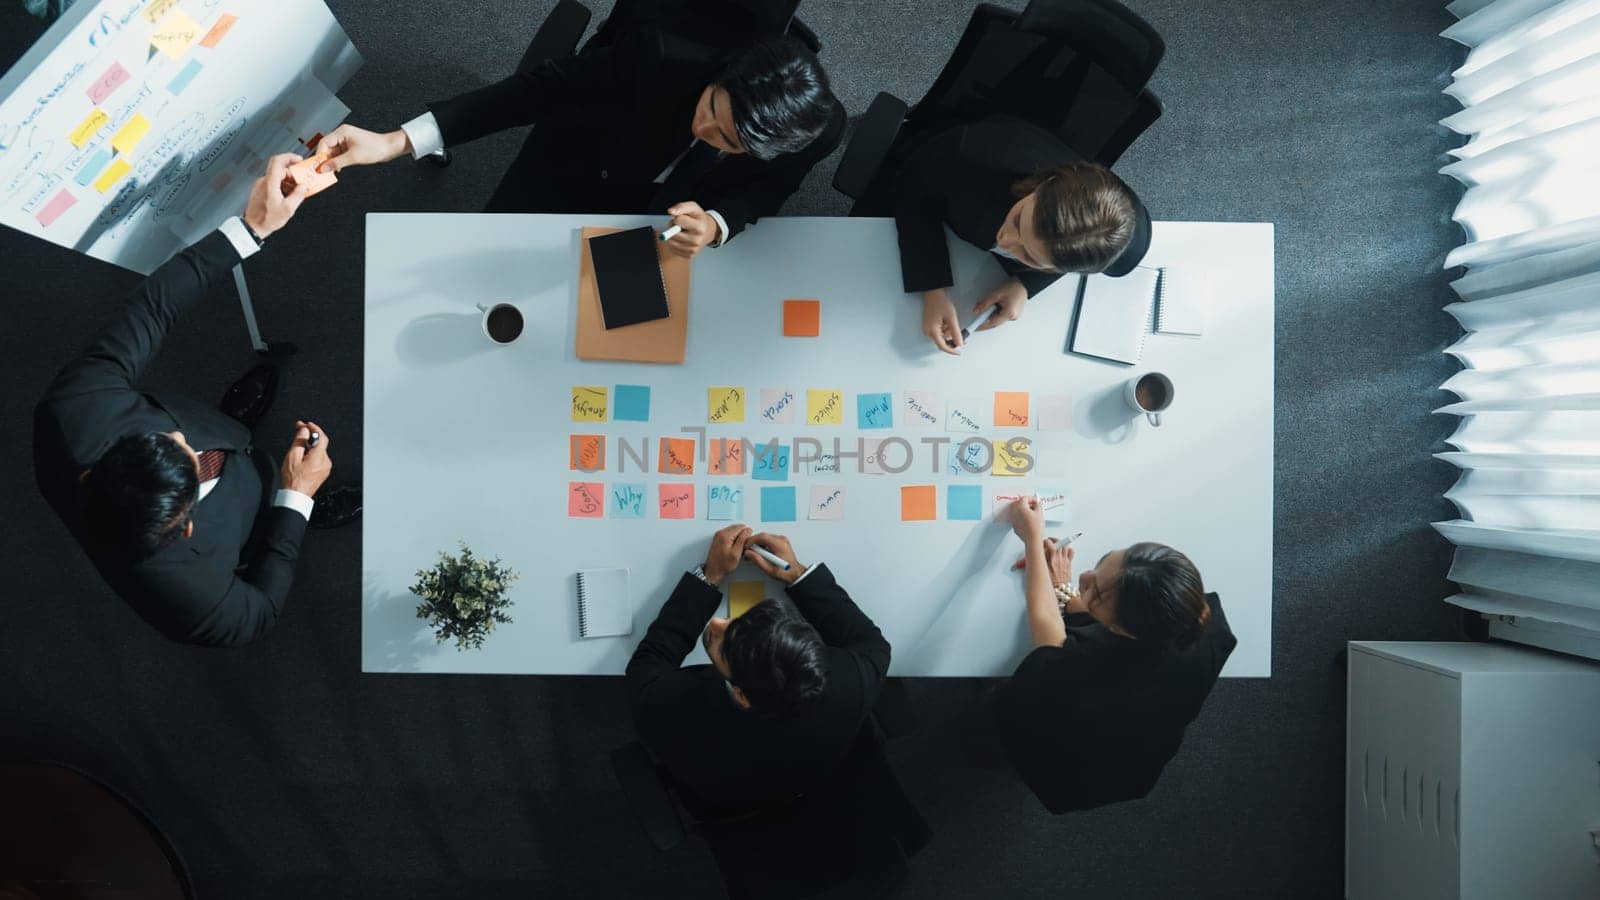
[[576, 568, 632, 638], [1071, 266, 1159, 365], [1155, 267, 1210, 337]]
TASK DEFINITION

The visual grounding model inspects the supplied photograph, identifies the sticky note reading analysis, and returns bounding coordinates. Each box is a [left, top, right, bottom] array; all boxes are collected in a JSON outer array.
[[994, 391, 1030, 428], [807, 390, 843, 425], [760, 486, 797, 522], [69, 109, 109, 148], [609, 483, 646, 519], [750, 443, 791, 482], [568, 482, 604, 518], [947, 485, 984, 521], [783, 299, 820, 337], [903, 391, 941, 428], [613, 384, 651, 421], [150, 10, 204, 60], [729, 581, 764, 618], [945, 398, 983, 433], [658, 484, 695, 519], [1035, 394, 1073, 431], [707, 485, 744, 521], [808, 485, 845, 521], [708, 438, 745, 475], [900, 485, 938, 522], [571, 386, 608, 421], [569, 435, 605, 472], [33, 189, 77, 228], [708, 387, 745, 424], [760, 388, 797, 424], [993, 438, 1031, 476], [200, 12, 239, 48], [92, 158, 132, 193], [288, 153, 337, 197], [86, 61, 130, 105], [857, 392, 893, 429], [658, 438, 695, 475]]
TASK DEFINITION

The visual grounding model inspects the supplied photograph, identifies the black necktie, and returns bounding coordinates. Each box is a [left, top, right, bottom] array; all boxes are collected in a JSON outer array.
[[648, 141, 723, 212]]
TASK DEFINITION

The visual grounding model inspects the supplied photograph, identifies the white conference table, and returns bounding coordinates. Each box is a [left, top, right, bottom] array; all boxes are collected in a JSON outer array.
[[362, 214, 1274, 677]]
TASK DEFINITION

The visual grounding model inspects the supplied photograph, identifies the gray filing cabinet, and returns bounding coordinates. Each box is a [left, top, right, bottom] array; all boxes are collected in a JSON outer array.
[[1346, 642, 1600, 900]]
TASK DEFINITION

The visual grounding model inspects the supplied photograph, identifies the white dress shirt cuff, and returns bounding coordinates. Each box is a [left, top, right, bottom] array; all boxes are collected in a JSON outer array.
[[705, 209, 730, 248], [790, 563, 818, 586], [273, 489, 315, 521], [217, 216, 261, 260], [400, 112, 445, 159]]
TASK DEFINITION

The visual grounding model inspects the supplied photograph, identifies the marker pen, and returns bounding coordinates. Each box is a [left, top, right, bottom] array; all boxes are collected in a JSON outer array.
[[659, 225, 683, 242], [750, 545, 792, 572], [960, 305, 997, 340]]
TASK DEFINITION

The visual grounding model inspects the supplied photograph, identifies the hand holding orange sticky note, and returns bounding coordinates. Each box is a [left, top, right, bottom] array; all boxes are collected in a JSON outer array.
[[288, 152, 337, 197]]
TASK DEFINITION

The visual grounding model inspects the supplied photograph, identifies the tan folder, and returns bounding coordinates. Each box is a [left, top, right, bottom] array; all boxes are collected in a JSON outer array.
[[576, 225, 692, 364]]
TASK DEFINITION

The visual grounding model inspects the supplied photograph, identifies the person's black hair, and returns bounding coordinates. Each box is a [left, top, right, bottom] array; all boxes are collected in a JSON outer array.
[[721, 599, 828, 711], [80, 432, 198, 560], [1109, 542, 1211, 650], [714, 36, 839, 161]]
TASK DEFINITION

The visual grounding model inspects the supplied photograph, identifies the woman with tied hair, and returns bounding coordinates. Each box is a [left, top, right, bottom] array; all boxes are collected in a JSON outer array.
[[990, 496, 1236, 814]]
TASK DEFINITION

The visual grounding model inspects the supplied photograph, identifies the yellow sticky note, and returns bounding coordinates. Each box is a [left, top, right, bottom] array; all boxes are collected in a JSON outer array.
[[150, 10, 203, 60], [708, 387, 745, 424], [729, 581, 764, 618], [92, 158, 132, 193], [993, 438, 1032, 477], [69, 109, 108, 148], [806, 389, 843, 426], [571, 386, 608, 421], [110, 114, 150, 155], [142, 0, 179, 23]]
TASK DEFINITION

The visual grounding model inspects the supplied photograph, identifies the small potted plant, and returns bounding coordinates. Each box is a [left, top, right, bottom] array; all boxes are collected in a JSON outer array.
[[412, 542, 518, 650]]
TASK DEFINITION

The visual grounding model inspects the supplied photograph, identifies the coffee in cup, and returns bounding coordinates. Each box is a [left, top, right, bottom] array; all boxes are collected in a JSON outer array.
[[479, 302, 524, 345], [1124, 371, 1174, 427]]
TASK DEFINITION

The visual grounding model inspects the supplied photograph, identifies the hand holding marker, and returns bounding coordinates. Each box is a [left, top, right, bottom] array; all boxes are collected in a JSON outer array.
[[960, 305, 997, 341], [1012, 531, 1083, 571]]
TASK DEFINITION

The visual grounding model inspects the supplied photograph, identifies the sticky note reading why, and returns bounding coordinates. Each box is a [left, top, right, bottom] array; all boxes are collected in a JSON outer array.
[[783, 299, 820, 337], [903, 391, 941, 428], [110, 114, 151, 155], [751, 442, 791, 482], [69, 109, 109, 148], [200, 12, 239, 48], [92, 158, 132, 193], [613, 384, 650, 421], [572, 386, 608, 421], [708, 387, 745, 424], [993, 438, 1032, 476], [1035, 394, 1072, 431], [994, 391, 1030, 428], [288, 153, 337, 197], [857, 392, 893, 429], [568, 482, 604, 518], [658, 484, 695, 519], [569, 435, 605, 472], [807, 390, 843, 425], [947, 485, 984, 521], [708, 485, 744, 521], [729, 581, 765, 618], [658, 437, 695, 475], [760, 388, 797, 424], [86, 61, 130, 105], [708, 438, 745, 475], [609, 483, 646, 519], [760, 486, 797, 522], [150, 10, 203, 60], [946, 398, 983, 433], [808, 485, 845, 521], [900, 485, 938, 522]]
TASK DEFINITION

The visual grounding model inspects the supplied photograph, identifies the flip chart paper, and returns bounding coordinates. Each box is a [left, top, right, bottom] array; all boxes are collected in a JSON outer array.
[[708, 438, 745, 475], [994, 391, 1030, 428], [947, 485, 983, 521], [807, 390, 843, 425], [86, 61, 130, 104], [993, 438, 1031, 476], [751, 443, 791, 482], [200, 13, 240, 47], [92, 159, 132, 193], [568, 482, 604, 518], [609, 483, 646, 519], [613, 384, 651, 421], [900, 485, 937, 521], [571, 386, 608, 421], [729, 581, 764, 618], [658, 438, 695, 475], [33, 189, 77, 227], [109, 113, 151, 154], [569, 435, 604, 472], [783, 299, 820, 336], [759, 388, 797, 424], [948, 440, 989, 476], [1035, 394, 1072, 431], [946, 398, 983, 433], [903, 391, 940, 428], [708, 485, 744, 520], [658, 484, 695, 519], [287, 152, 337, 196], [68, 109, 108, 147], [150, 10, 204, 60], [808, 485, 845, 520], [760, 486, 797, 522], [708, 387, 745, 424], [857, 392, 892, 429]]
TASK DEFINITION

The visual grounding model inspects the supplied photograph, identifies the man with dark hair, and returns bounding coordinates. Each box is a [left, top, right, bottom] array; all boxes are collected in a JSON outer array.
[[33, 155, 361, 648], [315, 3, 845, 259], [626, 525, 891, 813]]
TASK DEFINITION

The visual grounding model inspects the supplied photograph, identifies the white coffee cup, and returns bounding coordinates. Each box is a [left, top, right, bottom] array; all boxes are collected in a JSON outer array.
[[477, 302, 524, 345], [1124, 371, 1174, 427]]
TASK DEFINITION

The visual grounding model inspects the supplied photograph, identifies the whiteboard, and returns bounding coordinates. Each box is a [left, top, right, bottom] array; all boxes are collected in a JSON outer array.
[[0, 0, 361, 274]]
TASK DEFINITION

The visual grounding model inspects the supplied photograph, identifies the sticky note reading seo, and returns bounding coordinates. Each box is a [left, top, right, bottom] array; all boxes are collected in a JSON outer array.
[[708, 438, 745, 475], [571, 386, 608, 421], [613, 384, 651, 421], [729, 580, 765, 618], [568, 482, 604, 518], [609, 483, 646, 519], [68, 109, 109, 148], [807, 390, 843, 425], [750, 443, 791, 482], [760, 486, 797, 522], [658, 437, 695, 475], [903, 391, 941, 428], [900, 485, 938, 522], [783, 299, 820, 337], [808, 485, 845, 521], [569, 435, 605, 472], [658, 483, 695, 519], [707, 485, 744, 521], [857, 392, 893, 429], [150, 10, 204, 60], [994, 391, 1030, 428], [708, 387, 745, 424], [759, 388, 797, 424], [993, 438, 1031, 476], [947, 485, 984, 521]]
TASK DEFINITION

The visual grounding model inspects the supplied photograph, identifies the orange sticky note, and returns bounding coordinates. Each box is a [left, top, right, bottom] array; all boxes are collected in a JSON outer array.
[[994, 391, 1030, 427], [288, 152, 337, 197], [658, 483, 695, 519], [708, 438, 745, 475], [567, 482, 604, 518], [569, 435, 605, 472], [729, 581, 764, 618], [659, 437, 695, 475], [900, 485, 937, 521], [783, 299, 820, 337], [200, 13, 239, 48]]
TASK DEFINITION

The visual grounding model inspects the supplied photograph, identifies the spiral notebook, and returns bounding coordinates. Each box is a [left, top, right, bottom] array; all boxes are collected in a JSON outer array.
[[1070, 266, 1160, 365], [588, 226, 672, 330], [576, 568, 633, 639], [1155, 268, 1209, 337]]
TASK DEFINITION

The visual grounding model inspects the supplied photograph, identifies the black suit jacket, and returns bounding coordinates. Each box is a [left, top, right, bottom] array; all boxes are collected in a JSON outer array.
[[991, 593, 1237, 814], [626, 565, 891, 814], [33, 232, 307, 647], [887, 114, 1087, 298], [426, 23, 844, 241]]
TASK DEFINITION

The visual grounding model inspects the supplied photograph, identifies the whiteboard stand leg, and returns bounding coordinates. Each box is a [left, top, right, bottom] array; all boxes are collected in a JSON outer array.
[[232, 265, 297, 359]]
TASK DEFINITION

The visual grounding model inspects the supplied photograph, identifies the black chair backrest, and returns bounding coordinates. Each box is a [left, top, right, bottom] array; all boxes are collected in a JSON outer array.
[[1095, 87, 1162, 167], [1015, 0, 1164, 92], [589, 0, 811, 61]]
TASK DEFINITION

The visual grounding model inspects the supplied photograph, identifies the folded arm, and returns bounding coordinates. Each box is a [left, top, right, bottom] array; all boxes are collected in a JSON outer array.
[[625, 573, 722, 705], [786, 563, 890, 693]]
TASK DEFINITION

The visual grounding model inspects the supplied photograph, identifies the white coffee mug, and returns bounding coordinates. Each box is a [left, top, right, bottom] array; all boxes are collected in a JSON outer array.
[[1124, 371, 1174, 427], [477, 302, 524, 345]]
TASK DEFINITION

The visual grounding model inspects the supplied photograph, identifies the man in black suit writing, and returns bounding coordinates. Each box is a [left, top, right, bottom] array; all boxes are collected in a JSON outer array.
[[316, 2, 844, 259], [33, 155, 358, 648], [626, 525, 890, 814]]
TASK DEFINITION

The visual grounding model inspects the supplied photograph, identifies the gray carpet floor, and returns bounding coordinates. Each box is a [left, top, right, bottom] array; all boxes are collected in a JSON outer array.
[[0, 1, 1465, 897]]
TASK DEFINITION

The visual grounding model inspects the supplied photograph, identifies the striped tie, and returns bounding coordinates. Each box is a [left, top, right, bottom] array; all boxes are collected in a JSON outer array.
[[196, 448, 226, 483]]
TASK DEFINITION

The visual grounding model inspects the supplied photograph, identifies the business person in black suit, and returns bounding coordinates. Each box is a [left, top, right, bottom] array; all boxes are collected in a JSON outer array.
[[988, 497, 1236, 814], [33, 156, 359, 648], [864, 114, 1150, 355], [626, 525, 891, 815], [316, 4, 844, 260]]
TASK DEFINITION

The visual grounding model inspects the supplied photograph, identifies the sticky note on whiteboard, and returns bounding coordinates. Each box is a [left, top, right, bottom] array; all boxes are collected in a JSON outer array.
[[33, 189, 77, 228], [200, 13, 240, 48], [68, 109, 108, 148], [111, 114, 151, 154], [92, 159, 132, 193], [729, 581, 764, 618], [806, 390, 842, 425], [86, 62, 130, 105], [150, 10, 204, 60], [166, 60, 203, 95]]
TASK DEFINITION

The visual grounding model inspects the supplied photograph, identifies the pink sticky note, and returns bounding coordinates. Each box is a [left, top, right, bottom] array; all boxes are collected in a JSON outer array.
[[567, 482, 604, 518], [659, 483, 695, 519], [34, 189, 77, 228], [86, 61, 130, 105]]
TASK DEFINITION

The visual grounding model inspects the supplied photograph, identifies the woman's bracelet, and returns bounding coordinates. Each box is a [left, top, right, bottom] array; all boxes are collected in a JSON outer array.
[[1054, 581, 1079, 613]]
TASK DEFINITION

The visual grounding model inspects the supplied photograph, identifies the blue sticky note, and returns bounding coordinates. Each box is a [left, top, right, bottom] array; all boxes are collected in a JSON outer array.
[[750, 443, 791, 482], [708, 484, 744, 520], [760, 486, 797, 522], [75, 149, 114, 187], [856, 392, 893, 429], [613, 384, 651, 422], [947, 485, 984, 521], [167, 59, 203, 95], [609, 483, 647, 519], [948, 441, 988, 476]]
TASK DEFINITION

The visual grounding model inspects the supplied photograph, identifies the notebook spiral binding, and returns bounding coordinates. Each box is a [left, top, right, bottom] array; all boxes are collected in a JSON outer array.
[[576, 574, 590, 636]]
